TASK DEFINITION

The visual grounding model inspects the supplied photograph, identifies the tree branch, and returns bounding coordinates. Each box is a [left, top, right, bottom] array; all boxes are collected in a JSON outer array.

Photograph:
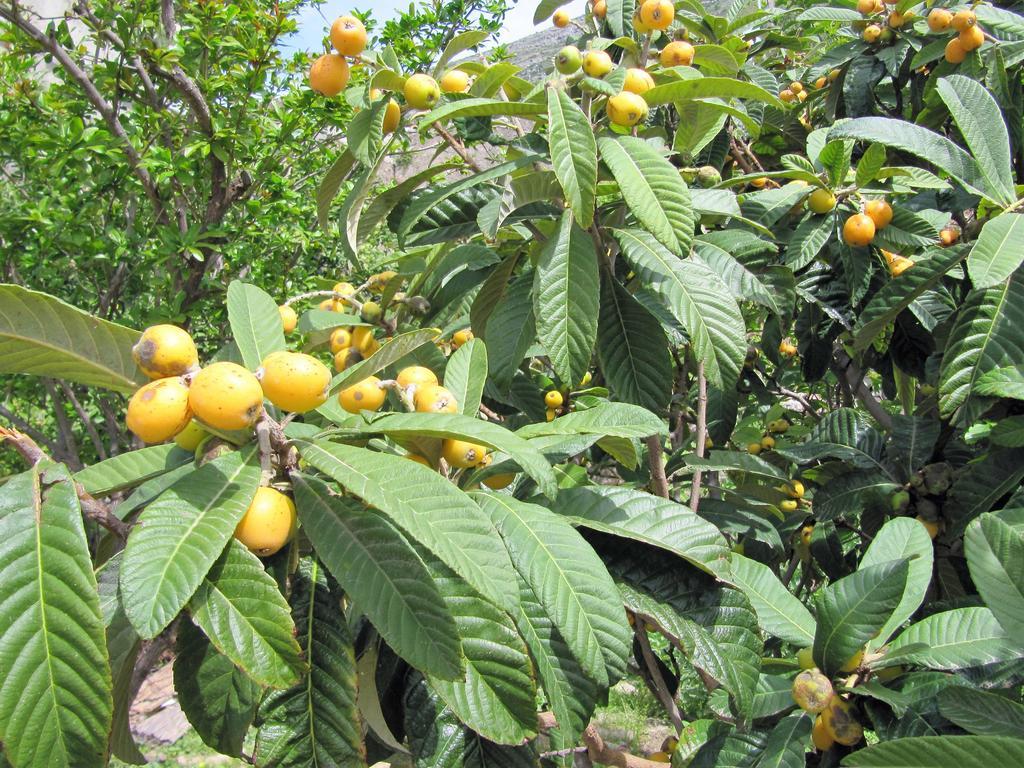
[[833, 349, 893, 430], [59, 381, 108, 461], [635, 627, 684, 732], [536, 713, 676, 768], [646, 435, 669, 499], [690, 362, 707, 513]]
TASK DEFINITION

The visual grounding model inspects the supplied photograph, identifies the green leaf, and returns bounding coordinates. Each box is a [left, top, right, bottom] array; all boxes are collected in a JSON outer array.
[[644, 77, 785, 108], [975, 366, 1024, 399], [727, 555, 815, 646], [693, 238, 781, 314], [0, 284, 146, 393], [424, 555, 537, 745], [599, 137, 696, 256], [316, 150, 356, 230], [887, 607, 1024, 669], [812, 471, 899, 522], [433, 30, 489, 76], [597, 273, 672, 413], [517, 401, 666, 439], [938, 273, 1024, 417], [294, 440, 518, 612], [935, 76, 1016, 206], [120, 448, 260, 638], [0, 465, 112, 768], [74, 444, 191, 496], [861, 518, 934, 649], [227, 281, 286, 370], [469, 62, 522, 98], [484, 269, 535, 390], [813, 559, 910, 676], [292, 474, 462, 679], [828, 118, 991, 200], [418, 98, 545, 130], [475, 492, 631, 689], [348, 98, 387, 167], [682, 450, 788, 481], [444, 337, 488, 416], [328, 327, 441, 394], [174, 621, 260, 757], [854, 247, 967, 351], [255, 558, 365, 766], [533, 0, 568, 23], [841, 736, 1024, 767], [551, 486, 730, 574], [189, 539, 304, 688], [533, 211, 599, 388], [855, 143, 888, 188], [965, 513, 1024, 637], [759, 713, 812, 768], [938, 686, 1024, 738], [604, 0, 634, 37], [946, 448, 1024, 536], [614, 228, 746, 388], [968, 213, 1024, 289], [785, 214, 834, 271], [547, 89, 597, 228], [340, 156, 388, 265], [358, 163, 461, 243]]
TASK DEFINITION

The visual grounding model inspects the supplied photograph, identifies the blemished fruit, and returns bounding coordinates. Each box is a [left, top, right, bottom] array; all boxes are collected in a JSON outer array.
[[952, 8, 976, 31], [442, 438, 489, 469], [945, 37, 968, 64], [940, 226, 960, 245], [843, 213, 876, 246], [812, 715, 835, 751], [890, 489, 911, 512], [382, 98, 401, 133], [309, 54, 350, 96], [133, 324, 199, 379], [801, 525, 815, 546], [661, 40, 695, 67], [414, 384, 459, 413], [330, 328, 352, 354], [582, 49, 613, 78], [623, 67, 655, 95], [330, 15, 367, 56], [761, 435, 775, 450], [808, 188, 837, 214], [360, 301, 382, 323], [780, 499, 798, 512], [234, 487, 296, 557], [632, 8, 652, 34], [440, 69, 470, 93], [483, 473, 516, 490], [788, 480, 805, 498], [927, 8, 952, 32], [697, 166, 721, 187], [555, 45, 583, 74], [319, 298, 335, 311], [797, 647, 816, 670], [840, 648, 864, 673], [173, 420, 208, 452], [792, 669, 834, 714], [545, 390, 564, 408], [403, 73, 441, 109], [553, 9, 570, 27], [779, 88, 795, 103], [607, 91, 649, 127], [405, 453, 432, 468], [279, 305, 297, 334], [864, 199, 893, 229], [640, 0, 674, 30], [397, 366, 438, 389], [661, 735, 679, 753], [959, 24, 984, 51], [338, 376, 387, 413], [126, 377, 193, 444], [452, 329, 474, 348], [257, 351, 331, 413], [747, 442, 762, 455], [334, 348, 361, 373], [189, 362, 264, 431], [863, 24, 882, 43], [917, 515, 941, 539], [822, 698, 864, 746], [593, 0, 607, 20]]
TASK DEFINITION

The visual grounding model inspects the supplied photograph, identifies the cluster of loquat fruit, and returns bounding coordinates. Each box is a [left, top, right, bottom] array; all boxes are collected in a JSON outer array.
[[791, 651, 868, 751], [928, 6, 987, 64]]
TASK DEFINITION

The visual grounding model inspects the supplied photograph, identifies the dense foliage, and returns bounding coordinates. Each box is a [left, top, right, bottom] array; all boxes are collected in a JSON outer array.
[[3, 0, 1024, 767]]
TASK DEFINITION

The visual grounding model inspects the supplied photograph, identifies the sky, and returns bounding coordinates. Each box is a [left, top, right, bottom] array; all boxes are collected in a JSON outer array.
[[282, 0, 589, 53]]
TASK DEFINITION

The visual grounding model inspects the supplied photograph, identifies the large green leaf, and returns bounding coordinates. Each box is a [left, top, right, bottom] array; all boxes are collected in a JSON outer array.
[[644, 77, 784, 108], [887, 607, 1024, 669], [937, 686, 1024, 738], [0, 284, 145, 393], [424, 555, 537, 745], [418, 98, 545, 130], [967, 213, 1024, 289], [255, 558, 365, 766], [189, 539, 304, 688], [727, 555, 815, 646], [813, 559, 910, 676], [74, 444, 192, 496], [938, 273, 1024, 417], [550, 485, 730, 574], [120, 448, 261, 638], [358, 163, 461, 243], [828, 118, 991, 200], [316, 149, 356, 229], [614, 228, 746, 388], [946, 448, 1024, 536], [174, 621, 260, 757], [599, 136, 696, 256], [227, 281, 286, 370], [484, 270, 536, 390], [444, 338, 488, 417], [841, 736, 1024, 767], [0, 465, 112, 768], [533, 211, 599, 388], [759, 713, 812, 768], [965, 513, 1024, 637], [517, 401, 666, 439], [935, 76, 1016, 206], [693, 237, 781, 314], [597, 273, 672, 413], [294, 440, 518, 611], [475, 492, 631, 689], [433, 30, 489, 76], [292, 475, 462, 680], [861, 518, 934, 649], [547, 89, 597, 228]]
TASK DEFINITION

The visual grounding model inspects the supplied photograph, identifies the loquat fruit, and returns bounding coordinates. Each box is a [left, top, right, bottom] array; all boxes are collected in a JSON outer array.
[[660, 40, 695, 67], [334, 348, 362, 373], [864, 198, 893, 229], [234, 486, 296, 557], [382, 98, 401, 133], [632, 8, 652, 34], [351, 326, 379, 355], [951, 8, 976, 32], [959, 24, 984, 51], [309, 54, 349, 96], [553, 9, 570, 28], [940, 226, 960, 245], [257, 351, 331, 413], [927, 8, 952, 32], [483, 473, 516, 490], [330, 15, 367, 57], [780, 499, 799, 512], [173, 420, 208, 452], [127, 377, 193, 444], [405, 453, 433, 468], [133, 324, 199, 380], [788, 480, 805, 498], [555, 45, 583, 74], [640, 0, 674, 30], [945, 37, 968, 63], [917, 515, 941, 539], [582, 49, 613, 78], [843, 213, 876, 246], [442, 438, 489, 469], [814, 76, 827, 89], [812, 714, 835, 751], [414, 384, 459, 413], [189, 362, 264, 431], [403, 73, 441, 110], [607, 90, 649, 127], [330, 328, 353, 354], [440, 69, 470, 93], [545, 390, 564, 408], [593, 0, 607, 20], [808, 188, 837, 214], [452, 329, 474, 348], [279, 305, 298, 334], [822, 698, 863, 746], [797, 647, 816, 670], [840, 648, 864, 673], [863, 24, 883, 43], [761, 435, 775, 450], [747, 442, 762, 455], [792, 668, 834, 714], [397, 365, 439, 389], [338, 376, 387, 413], [856, 0, 875, 13], [779, 88, 796, 103], [623, 67, 655, 95]]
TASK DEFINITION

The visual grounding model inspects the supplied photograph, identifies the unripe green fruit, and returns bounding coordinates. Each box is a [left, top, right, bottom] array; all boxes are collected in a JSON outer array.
[[797, 647, 816, 670], [890, 489, 910, 512], [555, 45, 582, 74], [696, 165, 722, 188], [792, 669, 834, 714], [361, 301, 382, 323]]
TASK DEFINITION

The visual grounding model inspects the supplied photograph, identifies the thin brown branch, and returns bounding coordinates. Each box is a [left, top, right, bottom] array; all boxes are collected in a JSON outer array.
[[536, 713, 676, 768], [833, 349, 893, 430], [635, 627, 684, 732], [690, 361, 707, 512], [44, 379, 83, 470], [59, 381, 108, 461], [646, 435, 669, 499], [0, 403, 60, 453]]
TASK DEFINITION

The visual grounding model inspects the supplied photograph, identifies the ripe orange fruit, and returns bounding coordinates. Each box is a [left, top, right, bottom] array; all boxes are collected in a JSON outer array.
[[640, 0, 674, 30], [338, 376, 386, 413], [660, 40, 695, 67], [442, 438, 489, 469], [309, 54, 349, 96], [330, 15, 367, 57], [607, 91, 649, 127], [396, 365, 438, 389], [632, 8, 651, 33], [945, 37, 968, 63], [959, 24, 984, 51], [779, 88, 796, 103], [856, 0, 875, 13], [440, 69, 470, 93], [133, 324, 199, 380], [623, 67, 655, 95], [790, 81, 804, 94], [350, 326, 378, 355], [843, 213, 876, 246], [593, 0, 607, 20], [257, 351, 331, 413], [318, 298, 335, 311], [553, 9, 570, 27], [940, 226, 960, 245], [815, 76, 827, 89], [927, 8, 952, 32], [545, 390, 564, 408], [189, 362, 265, 431], [330, 328, 352, 354], [234, 487, 296, 557], [279, 305, 297, 334], [864, 199, 893, 229], [452, 329, 474, 348], [414, 384, 459, 413], [126, 377, 193, 444], [952, 8, 976, 32]]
